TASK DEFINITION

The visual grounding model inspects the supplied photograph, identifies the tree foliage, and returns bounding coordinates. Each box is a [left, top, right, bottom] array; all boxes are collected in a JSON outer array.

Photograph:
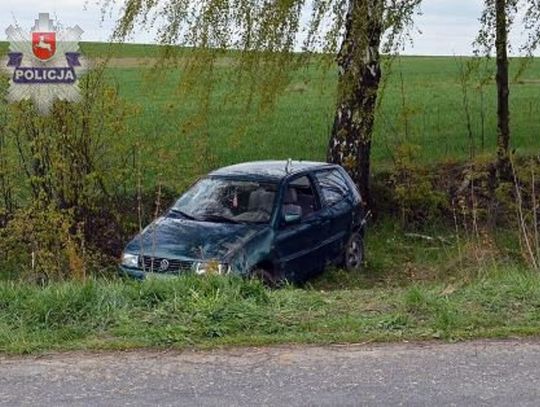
[[476, 0, 540, 56], [476, 0, 540, 176], [113, 0, 420, 54], [111, 0, 420, 99], [0, 68, 140, 281], [110, 0, 420, 203]]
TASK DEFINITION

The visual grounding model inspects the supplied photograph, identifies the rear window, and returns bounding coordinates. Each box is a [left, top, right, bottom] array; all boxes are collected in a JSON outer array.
[[314, 169, 350, 206]]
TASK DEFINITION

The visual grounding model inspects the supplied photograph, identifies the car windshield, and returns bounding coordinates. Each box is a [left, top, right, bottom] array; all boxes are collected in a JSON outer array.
[[172, 178, 277, 224]]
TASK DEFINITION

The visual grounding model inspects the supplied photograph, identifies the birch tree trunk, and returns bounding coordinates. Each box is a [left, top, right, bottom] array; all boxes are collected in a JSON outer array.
[[327, 0, 384, 206], [495, 0, 511, 176]]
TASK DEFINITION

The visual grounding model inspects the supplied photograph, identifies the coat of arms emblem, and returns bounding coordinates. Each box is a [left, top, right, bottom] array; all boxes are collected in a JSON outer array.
[[32, 32, 56, 61], [3, 13, 87, 115]]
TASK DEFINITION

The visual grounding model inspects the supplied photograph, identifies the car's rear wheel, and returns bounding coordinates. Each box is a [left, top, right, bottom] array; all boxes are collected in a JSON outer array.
[[344, 232, 364, 272]]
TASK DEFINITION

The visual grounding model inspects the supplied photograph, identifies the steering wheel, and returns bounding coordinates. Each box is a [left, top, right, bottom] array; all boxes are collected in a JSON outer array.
[[197, 200, 233, 217]]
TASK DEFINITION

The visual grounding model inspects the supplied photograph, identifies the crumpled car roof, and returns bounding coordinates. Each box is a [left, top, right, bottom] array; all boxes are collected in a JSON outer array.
[[209, 160, 334, 181]]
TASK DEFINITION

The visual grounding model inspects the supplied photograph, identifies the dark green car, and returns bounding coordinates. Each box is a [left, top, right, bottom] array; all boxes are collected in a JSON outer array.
[[120, 160, 366, 284]]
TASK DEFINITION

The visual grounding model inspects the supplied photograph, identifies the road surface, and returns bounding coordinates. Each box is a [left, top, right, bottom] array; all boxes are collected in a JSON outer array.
[[1, 340, 539, 406]]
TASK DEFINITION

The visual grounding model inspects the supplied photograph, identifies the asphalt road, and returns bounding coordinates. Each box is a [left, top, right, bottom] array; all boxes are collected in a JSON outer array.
[[1, 340, 540, 406]]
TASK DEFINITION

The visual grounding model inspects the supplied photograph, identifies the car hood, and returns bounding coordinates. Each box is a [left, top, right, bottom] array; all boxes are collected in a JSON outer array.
[[125, 215, 268, 261]]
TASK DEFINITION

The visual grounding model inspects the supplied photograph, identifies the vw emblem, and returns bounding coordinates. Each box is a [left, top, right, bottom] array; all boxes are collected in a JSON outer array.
[[159, 259, 170, 272]]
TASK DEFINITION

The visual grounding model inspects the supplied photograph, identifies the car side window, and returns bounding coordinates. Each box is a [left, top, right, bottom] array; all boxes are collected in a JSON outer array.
[[314, 169, 349, 207], [282, 176, 319, 221]]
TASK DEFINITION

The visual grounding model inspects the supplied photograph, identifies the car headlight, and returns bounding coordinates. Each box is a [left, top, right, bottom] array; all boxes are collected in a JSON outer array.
[[193, 261, 231, 275], [121, 253, 139, 268]]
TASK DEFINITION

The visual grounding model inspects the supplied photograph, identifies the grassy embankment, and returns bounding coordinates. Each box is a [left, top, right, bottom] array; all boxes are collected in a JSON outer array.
[[2, 267, 539, 354]]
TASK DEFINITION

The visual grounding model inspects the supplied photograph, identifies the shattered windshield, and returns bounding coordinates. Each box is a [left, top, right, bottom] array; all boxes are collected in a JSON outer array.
[[172, 178, 277, 224]]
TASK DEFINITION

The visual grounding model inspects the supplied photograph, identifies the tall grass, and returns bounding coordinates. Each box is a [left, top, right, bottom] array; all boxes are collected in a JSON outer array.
[[1, 267, 540, 354]]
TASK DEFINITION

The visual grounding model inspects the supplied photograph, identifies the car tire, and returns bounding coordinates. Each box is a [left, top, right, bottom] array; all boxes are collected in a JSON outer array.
[[250, 266, 284, 288], [344, 232, 364, 272]]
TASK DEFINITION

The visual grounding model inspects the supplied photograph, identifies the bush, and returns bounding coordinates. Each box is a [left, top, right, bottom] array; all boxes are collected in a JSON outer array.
[[388, 144, 447, 226], [0, 70, 137, 280], [0, 204, 87, 282]]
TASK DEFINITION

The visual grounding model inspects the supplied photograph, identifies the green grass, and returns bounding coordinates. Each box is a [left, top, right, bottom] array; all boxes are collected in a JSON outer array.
[[1, 267, 539, 354], [112, 52, 540, 190], [3, 41, 540, 190], [94, 53, 540, 190], [100, 47, 540, 157]]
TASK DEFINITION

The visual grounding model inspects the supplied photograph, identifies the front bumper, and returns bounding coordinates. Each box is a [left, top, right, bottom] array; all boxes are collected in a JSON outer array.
[[119, 266, 149, 279], [119, 266, 184, 280], [118, 263, 233, 279], [119, 255, 197, 279]]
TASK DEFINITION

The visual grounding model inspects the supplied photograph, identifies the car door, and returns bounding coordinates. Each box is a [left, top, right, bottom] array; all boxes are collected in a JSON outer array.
[[313, 169, 354, 265], [273, 175, 324, 282]]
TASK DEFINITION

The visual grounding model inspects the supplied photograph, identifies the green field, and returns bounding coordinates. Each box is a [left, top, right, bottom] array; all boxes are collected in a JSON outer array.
[[112, 55, 540, 190], [2, 41, 540, 190]]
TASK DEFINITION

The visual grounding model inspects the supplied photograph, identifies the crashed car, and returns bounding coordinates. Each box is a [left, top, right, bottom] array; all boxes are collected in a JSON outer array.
[[120, 160, 366, 284]]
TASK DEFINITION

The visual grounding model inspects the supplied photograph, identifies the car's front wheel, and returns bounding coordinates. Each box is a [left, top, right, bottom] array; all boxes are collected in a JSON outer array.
[[344, 232, 364, 272], [250, 266, 284, 288]]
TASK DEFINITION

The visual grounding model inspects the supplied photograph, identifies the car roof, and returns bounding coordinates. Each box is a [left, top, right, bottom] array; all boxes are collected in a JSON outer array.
[[209, 160, 338, 181]]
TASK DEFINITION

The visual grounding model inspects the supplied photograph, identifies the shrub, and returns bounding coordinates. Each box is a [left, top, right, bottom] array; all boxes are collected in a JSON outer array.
[[0, 70, 137, 280], [388, 144, 446, 226]]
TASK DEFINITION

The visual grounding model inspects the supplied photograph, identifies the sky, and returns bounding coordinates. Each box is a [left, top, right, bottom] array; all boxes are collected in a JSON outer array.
[[0, 0, 532, 56]]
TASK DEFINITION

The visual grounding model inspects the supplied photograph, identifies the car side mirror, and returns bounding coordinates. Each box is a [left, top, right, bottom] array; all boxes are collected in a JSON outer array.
[[283, 205, 302, 225]]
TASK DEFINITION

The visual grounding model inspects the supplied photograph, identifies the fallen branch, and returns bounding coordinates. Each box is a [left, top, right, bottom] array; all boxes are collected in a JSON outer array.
[[405, 233, 451, 245]]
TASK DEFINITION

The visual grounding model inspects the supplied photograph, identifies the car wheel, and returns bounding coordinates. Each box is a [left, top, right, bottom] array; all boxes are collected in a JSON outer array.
[[250, 267, 284, 288], [344, 232, 364, 272]]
